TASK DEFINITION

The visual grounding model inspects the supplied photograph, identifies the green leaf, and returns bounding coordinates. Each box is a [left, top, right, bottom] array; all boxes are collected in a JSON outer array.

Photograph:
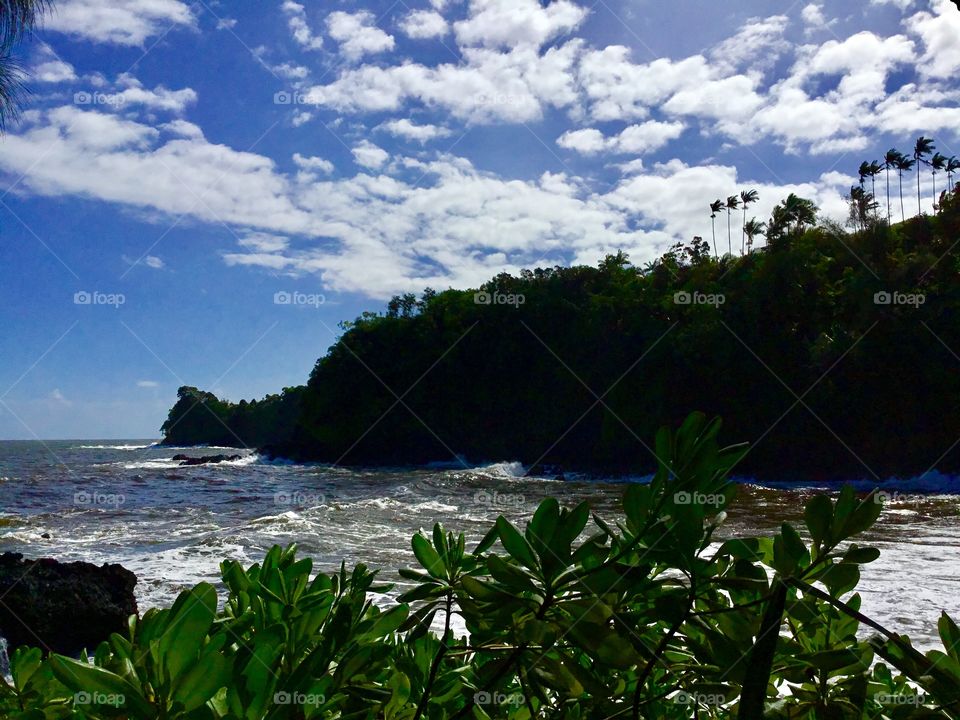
[[804, 494, 833, 548], [412, 533, 444, 578], [48, 655, 153, 719], [496, 516, 539, 571]]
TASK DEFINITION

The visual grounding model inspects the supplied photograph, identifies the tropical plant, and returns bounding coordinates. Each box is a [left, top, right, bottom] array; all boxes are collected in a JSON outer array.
[[847, 186, 878, 232], [947, 156, 960, 192], [883, 148, 902, 224], [740, 189, 759, 255], [914, 136, 936, 216], [709, 199, 723, 258], [0, 0, 48, 130], [931, 152, 948, 210], [893, 152, 915, 222], [743, 217, 765, 254], [725, 195, 740, 255], [3, 414, 960, 720]]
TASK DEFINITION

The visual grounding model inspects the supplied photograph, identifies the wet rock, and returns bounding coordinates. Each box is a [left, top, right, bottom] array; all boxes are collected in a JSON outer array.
[[0, 552, 137, 656]]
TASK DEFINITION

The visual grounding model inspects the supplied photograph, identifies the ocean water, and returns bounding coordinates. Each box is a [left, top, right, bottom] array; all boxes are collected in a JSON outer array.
[[0, 440, 958, 650]]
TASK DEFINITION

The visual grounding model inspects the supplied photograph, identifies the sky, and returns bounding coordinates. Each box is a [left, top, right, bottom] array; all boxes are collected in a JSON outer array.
[[0, 0, 958, 439]]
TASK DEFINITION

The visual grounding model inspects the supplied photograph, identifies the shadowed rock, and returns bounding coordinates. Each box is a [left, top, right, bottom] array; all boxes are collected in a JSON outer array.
[[172, 453, 242, 466], [0, 553, 137, 656]]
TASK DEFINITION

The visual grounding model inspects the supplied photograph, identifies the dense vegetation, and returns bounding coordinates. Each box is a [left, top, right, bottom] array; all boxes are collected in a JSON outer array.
[[5, 414, 960, 719], [163, 175, 960, 480]]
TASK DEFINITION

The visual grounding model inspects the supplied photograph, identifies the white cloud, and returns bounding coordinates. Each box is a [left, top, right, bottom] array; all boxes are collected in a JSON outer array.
[[45, 0, 195, 45], [399, 10, 449, 39], [293, 153, 335, 175], [282, 1, 323, 51], [137, 380, 159, 388], [558, 120, 685, 155], [454, 0, 588, 48], [50, 389, 71, 405], [112, 75, 198, 113], [32, 45, 77, 83], [801, 4, 836, 35], [143, 255, 164, 269], [710, 15, 790, 74], [327, 11, 395, 62], [216, 17, 237, 30], [0, 105, 864, 297], [379, 119, 453, 143], [351, 140, 390, 169], [905, 0, 960, 79]]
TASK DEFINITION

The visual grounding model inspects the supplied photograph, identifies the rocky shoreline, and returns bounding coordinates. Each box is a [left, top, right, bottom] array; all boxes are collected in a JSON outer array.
[[0, 552, 137, 656]]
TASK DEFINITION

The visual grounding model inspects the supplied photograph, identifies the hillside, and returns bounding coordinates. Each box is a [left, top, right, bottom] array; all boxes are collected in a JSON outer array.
[[162, 185, 960, 481]]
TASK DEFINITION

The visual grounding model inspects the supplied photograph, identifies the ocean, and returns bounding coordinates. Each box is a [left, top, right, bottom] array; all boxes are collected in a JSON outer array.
[[1, 440, 958, 650]]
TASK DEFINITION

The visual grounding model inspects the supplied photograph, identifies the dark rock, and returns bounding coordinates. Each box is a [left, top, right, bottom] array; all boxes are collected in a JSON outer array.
[[176, 454, 242, 466], [0, 552, 137, 656]]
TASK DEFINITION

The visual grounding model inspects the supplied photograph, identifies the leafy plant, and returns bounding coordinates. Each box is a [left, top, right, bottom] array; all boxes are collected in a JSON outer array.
[[3, 414, 958, 719]]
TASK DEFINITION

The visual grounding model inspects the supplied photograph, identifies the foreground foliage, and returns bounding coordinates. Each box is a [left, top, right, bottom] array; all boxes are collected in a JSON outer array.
[[5, 414, 960, 719]]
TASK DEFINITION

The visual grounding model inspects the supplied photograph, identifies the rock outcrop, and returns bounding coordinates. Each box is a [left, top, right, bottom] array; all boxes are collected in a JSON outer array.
[[0, 553, 137, 656]]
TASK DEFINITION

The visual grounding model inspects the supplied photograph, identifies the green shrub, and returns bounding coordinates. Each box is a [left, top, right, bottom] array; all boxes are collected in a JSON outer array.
[[3, 413, 959, 719]]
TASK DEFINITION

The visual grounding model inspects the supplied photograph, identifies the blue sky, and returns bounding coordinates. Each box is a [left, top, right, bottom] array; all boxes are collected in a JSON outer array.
[[0, 0, 958, 439]]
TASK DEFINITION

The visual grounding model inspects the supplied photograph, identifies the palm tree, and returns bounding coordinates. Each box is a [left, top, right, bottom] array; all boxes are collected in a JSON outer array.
[[740, 189, 759, 255], [893, 153, 915, 223], [914, 136, 935, 216], [948, 156, 960, 193], [709, 199, 723, 258], [883, 149, 902, 224], [931, 152, 947, 211], [868, 161, 882, 219], [743, 218, 765, 254], [0, 0, 48, 130], [783, 193, 818, 234], [725, 195, 739, 255]]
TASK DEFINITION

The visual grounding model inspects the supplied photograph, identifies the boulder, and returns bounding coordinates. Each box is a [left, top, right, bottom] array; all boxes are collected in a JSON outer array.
[[0, 553, 137, 656]]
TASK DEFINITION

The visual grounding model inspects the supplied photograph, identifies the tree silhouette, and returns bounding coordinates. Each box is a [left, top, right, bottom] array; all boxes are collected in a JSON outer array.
[[931, 152, 947, 211], [709, 199, 723, 258], [743, 217, 765, 254], [883, 149, 901, 224], [725, 195, 740, 255], [914, 136, 935, 216], [948, 156, 960, 193], [893, 152, 915, 222], [740, 189, 759, 255], [0, 0, 48, 130]]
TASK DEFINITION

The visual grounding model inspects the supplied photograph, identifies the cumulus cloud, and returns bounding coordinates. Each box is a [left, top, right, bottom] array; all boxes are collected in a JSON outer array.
[[293, 153, 335, 175], [379, 119, 453, 143], [351, 140, 390, 169], [282, 1, 323, 51], [45, 0, 195, 45], [327, 11, 395, 61], [454, 0, 588, 48], [905, 0, 960, 79], [558, 121, 686, 156], [399, 10, 449, 39]]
